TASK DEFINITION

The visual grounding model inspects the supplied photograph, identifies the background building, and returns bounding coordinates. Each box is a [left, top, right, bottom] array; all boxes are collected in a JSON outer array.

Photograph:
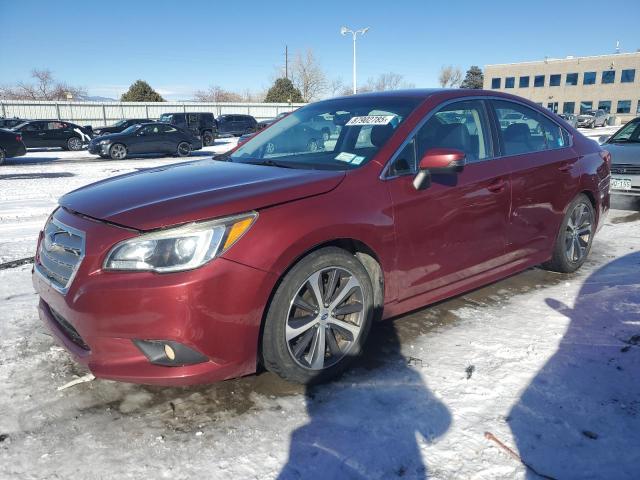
[[484, 52, 640, 124]]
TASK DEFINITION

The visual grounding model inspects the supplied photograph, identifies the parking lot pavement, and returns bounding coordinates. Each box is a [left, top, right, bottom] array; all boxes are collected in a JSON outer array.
[[0, 186, 638, 479], [0, 138, 238, 263]]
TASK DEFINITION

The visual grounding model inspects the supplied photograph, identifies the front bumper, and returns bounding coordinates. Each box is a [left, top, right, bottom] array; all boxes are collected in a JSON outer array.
[[87, 142, 109, 155], [32, 208, 277, 386]]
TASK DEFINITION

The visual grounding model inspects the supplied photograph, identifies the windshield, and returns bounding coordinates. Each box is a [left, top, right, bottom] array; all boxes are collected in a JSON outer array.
[[609, 120, 640, 143], [114, 120, 127, 127], [229, 96, 422, 170], [122, 124, 141, 134]]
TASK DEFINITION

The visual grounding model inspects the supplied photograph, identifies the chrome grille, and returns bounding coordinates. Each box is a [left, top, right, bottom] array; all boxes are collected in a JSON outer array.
[[611, 164, 640, 175], [35, 217, 85, 294]]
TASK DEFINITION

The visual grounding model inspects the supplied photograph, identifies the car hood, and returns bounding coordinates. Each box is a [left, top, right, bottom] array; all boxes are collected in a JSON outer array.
[[606, 142, 640, 165], [59, 160, 345, 230], [90, 132, 128, 142]]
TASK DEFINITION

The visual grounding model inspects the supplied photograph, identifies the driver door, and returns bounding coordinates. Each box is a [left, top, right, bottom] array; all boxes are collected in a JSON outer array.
[[130, 124, 163, 154], [384, 99, 512, 301]]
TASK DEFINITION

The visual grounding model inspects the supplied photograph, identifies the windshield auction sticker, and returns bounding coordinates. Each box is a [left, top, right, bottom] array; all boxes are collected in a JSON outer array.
[[345, 115, 395, 126]]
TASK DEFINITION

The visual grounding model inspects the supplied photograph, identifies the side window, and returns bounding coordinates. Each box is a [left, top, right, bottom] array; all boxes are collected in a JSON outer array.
[[159, 124, 178, 133], [388, 139, 416, 177], [23, 123, 41, 131], [415, 100, 491, 163], [187, 113, 198, 125], [492, 100, 568, 156]]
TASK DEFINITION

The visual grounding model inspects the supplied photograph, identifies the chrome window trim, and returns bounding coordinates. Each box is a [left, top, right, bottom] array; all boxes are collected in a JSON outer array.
[[380, 95, 574, 181], [35, 217, 86, 296]]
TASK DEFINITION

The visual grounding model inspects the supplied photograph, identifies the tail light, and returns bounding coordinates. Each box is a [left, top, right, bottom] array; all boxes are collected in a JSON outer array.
[[16, 134, 22, 143], [599, 149, 611, 169]]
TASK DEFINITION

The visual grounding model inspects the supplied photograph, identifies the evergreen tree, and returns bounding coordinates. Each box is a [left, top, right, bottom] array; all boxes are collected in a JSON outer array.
[[460, 66, 484, 89], [264, 78, 304, 103], [121, 80, 164, 102]]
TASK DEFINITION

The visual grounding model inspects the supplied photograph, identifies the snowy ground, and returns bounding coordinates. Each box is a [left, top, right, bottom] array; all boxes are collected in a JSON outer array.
[[1, 129, 639, 479]]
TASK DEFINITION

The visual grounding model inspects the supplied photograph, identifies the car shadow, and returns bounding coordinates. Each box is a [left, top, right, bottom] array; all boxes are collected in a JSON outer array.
[[508, 252, 640, 479], [277, 319, 451, 479]]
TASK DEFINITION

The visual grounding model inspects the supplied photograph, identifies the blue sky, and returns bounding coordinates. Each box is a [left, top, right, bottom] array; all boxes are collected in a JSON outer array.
[[1, 0, 639, 100]]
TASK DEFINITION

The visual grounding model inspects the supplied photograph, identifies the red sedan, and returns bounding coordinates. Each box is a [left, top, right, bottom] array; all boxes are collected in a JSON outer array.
[[32, 89, 610, 385]]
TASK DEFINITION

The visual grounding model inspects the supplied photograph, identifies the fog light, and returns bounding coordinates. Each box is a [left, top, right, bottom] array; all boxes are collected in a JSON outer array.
[[133, 339, 208, 367]]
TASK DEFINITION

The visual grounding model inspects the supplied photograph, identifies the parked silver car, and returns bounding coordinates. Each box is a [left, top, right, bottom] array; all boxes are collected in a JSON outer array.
[[558, 113, 577, 128], [577, 109, 608, 128], [601, 117, 640, 196]]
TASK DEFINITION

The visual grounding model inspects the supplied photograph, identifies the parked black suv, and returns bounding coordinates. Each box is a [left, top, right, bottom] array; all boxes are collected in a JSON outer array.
[[159, 112, 217, 146], [11, 120, 93, 150], [93, 119, 152, 136], [0, 128, 27, 164], [216, 114, 257, 136]]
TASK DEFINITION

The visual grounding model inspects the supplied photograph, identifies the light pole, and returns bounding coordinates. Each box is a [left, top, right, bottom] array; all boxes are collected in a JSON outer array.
[[340, 26, 369, 94]]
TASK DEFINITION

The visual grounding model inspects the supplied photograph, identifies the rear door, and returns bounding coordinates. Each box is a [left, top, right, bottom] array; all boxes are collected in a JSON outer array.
[[158, 124, 181, 152], [385, 99, 512, 301], [18, 122, 45, 147], [489, 99, 577, 260], [217, 115, 231, 134]]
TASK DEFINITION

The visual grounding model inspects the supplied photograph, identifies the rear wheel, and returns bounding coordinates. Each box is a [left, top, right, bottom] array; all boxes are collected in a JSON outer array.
[[109, 143, 127, 160], [543, 194, 595, 273], [67, 136, 83, 151], [262, 247, 374, 384], [176, 141, 191, 157]]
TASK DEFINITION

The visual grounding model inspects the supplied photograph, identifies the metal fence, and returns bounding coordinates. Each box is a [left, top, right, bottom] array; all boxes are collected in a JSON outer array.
[[0, 100, 307, 127]]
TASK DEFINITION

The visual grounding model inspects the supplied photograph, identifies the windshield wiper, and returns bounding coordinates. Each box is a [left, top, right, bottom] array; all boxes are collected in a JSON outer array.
[[243, 159, 296, 169]]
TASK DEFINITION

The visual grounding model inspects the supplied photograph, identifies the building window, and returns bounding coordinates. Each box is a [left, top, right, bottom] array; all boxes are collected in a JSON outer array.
[[534, 75, 545, 87], [598, 101, 611, 114], [566, 73, 578, 86], [505, 77, 515, 88], [637, 101, 640, 114], [563, 102, 575, 114], [583, 72, 596, 85], [491, 77, 501, 89], [621, 69, 635, 83], [602, 70, 615, 84], [580, 101, 593, 114], [519, 76, 530, 88], [549, 74, 561, 86], [616, 100, 631, 114]]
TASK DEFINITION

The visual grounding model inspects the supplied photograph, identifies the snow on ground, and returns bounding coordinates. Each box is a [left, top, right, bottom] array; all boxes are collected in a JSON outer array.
[[1, 135, 639, 479], [0, 138, 237, 263]]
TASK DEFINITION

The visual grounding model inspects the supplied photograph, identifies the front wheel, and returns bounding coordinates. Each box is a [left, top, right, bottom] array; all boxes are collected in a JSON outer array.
[[109, 143, 127, 160], [176, 141, 191, 157], [262, 247, 374, 384], [67, 136, 83, 151], [543, 194, 595, 273]]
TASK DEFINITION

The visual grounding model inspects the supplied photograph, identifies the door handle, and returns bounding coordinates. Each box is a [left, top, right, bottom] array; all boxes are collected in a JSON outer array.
[[487, 179, 506, 193]]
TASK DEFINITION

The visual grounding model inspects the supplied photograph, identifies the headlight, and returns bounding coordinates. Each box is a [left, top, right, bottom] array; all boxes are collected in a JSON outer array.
[[104, 212, 257, 272], [98, 139, 111, 145]]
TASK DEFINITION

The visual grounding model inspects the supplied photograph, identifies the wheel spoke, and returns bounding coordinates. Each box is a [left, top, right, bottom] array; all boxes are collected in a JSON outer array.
[[307, 271, 324, 308], [286, 315, 319, 341], [333, 302, 363, 316], [291, 327, 316, 358], [307, 326, 326, 369], [323, 268, 339, 304], [326, 327, 342, 356], [567, 238, 576, 262], [292, 295, 316, 314], [327, 317, 360, 341], [329, 276, 359, 310], [573, 237, 581, 261]]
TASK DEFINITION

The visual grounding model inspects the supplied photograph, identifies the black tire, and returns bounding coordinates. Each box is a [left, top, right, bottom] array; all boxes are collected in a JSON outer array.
[[0, 148, 5, 165], [109, 143, 127, 160], [542, 194, 595, 273], [67, 136, 83, 151], [202, 131, 214, 146], [262, 247, 374, 384], [176, 141, 191, 157]]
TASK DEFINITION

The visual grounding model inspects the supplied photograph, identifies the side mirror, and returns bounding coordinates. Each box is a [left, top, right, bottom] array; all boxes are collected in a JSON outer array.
[[138, 131, 146, 136], [598, 135, 610, 145], [413, 148, 466, 190]]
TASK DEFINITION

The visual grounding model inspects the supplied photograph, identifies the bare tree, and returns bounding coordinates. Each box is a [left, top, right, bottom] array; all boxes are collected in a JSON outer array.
[[291, 49, 327, 102], [328, 78, 346, 97], [365, 72, 415, 92], [438, 65, 462, 88], [0, 69, 86, 100], [193, 85, 243, 102]]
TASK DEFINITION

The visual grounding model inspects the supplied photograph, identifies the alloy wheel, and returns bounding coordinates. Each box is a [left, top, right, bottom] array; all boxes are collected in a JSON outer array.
[[110, 144, 126, 160], [68, 137, 82, 151], [564, 202, 593, 263], [177, 142, 191, 157], [286, 267, 364, 370]]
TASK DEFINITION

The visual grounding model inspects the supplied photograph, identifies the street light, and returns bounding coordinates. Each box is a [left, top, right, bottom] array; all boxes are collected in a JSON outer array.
[[340, 26, 370, 94]]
